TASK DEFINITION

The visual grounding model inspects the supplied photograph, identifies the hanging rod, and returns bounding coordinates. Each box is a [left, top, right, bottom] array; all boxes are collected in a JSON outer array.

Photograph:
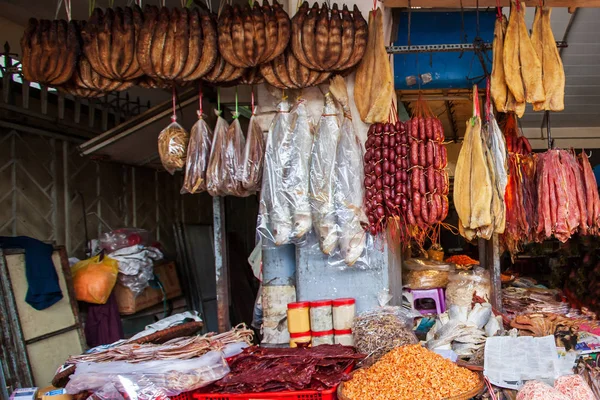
[[386, 41, 567, 54]]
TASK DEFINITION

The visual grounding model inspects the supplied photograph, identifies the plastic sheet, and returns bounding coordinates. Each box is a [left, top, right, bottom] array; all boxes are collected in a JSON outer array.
[[446, 267, 491, 307], [181, 114, 212, 194], [309, 93, 341, 255], [403, 258, 454, 289], [158, 121, 188, 175], [206, 111, 230, 197], [240, 112, 265, 193], [99, 229, 150, 253], [66, 351, 229, 396], [257, 100, 295, 246]]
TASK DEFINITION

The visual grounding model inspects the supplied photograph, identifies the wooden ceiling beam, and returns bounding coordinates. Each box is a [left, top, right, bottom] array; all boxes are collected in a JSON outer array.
[[382, 0, 600, 7]]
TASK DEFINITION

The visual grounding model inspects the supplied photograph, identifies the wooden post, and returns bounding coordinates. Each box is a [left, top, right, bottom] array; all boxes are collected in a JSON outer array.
[[213, 196, 230, 332]]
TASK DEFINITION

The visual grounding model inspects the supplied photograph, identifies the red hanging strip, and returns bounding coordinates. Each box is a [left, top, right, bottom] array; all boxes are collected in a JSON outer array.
[[516, 0, 521, 12], [495, 0, 502, 19], [171, 86, 177, 122]]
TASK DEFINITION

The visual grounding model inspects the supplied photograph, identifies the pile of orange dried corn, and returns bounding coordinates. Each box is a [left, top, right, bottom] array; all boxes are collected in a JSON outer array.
[[342, 344, 480, 400]]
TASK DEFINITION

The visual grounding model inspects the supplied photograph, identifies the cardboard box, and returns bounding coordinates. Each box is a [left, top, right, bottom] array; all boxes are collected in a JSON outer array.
[[114, 262, 182, 315]]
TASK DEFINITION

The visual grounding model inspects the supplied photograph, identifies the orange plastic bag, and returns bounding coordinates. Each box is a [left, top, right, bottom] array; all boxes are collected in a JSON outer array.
[[71, 255, 119, 304]]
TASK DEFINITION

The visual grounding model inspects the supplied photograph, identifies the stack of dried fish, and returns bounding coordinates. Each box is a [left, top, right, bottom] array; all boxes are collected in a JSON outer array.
[[218, 1, 290, 68], [81, 7, 145, 82], [354, 8, 394, 124], [68, 324, 253, 364], [290, 2, 367, 73], [20, 18, 79, 86], [260, 48, 331, 89], [137, 6, 218, 83], [502, 287, 569, 317], [491, 2, 564, 116], [455, 86, 508, 241], [58, 56, 133, 98], [426, 303, 502, 360]]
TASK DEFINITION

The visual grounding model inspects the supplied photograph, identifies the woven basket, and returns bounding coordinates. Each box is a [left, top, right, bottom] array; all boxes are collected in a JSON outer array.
[[337, 372, 485, 400]]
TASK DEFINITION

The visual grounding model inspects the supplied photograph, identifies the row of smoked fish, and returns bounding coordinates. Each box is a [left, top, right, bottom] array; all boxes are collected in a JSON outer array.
[[20, 1, 368, 98], [455, 92, 600, 259], [491, 1, 565, 117]]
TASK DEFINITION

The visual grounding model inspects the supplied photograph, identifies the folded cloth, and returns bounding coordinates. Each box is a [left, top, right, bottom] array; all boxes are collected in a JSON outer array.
[[0, 236, 63, 310]]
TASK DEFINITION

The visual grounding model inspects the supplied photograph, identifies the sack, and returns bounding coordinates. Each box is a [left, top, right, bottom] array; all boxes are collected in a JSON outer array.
[[71, 255, 119, 304], [158, 121, 189, 175]]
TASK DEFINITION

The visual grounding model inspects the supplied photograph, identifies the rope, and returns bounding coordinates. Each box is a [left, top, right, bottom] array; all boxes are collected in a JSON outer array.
[[495, 0, 502, 18], [251, 87, 255, 115], [217, 87, 221, 113], [55, 0, 64, 20], [65, 0, 72, 21]]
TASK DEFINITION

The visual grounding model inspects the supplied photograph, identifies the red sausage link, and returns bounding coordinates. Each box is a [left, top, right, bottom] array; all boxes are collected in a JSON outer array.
[[419, 142, 426, 167], [419, 117, 426, 141], [426, 118, 433, 141]]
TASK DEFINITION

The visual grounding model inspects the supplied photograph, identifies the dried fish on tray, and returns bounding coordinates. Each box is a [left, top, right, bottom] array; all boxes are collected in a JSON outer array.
[[67, 324, 253, 364]]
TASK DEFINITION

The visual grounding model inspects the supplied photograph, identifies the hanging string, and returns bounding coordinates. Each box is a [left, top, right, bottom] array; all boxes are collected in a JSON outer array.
[[516, 0, 521, 12], [108, 0, 114, 8], [88, 0, 96, 17], [251, 87, 255, 115], [233, 86, 239, 119], [217, 87, 221, 113], [495, 0, 502, 19], [161, 0, 166, 7], [485, 77, 491, 123], [373, 0, 377, 12], [55, 0, 64, 19], [64, 0, 72, 21], [171, 86, 177, 122], [198, 82, 203, 118]]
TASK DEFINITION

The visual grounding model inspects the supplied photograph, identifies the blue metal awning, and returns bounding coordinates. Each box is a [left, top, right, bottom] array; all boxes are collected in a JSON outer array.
[[393, 10, 496, 90]]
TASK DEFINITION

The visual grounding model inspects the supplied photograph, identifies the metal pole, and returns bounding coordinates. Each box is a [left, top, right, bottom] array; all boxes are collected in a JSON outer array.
[[213, 196, 230, 332]]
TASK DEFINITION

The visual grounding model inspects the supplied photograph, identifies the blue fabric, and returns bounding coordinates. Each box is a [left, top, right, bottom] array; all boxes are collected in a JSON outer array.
[[0, 236, 63, 310], [593, 165, 600, 187]]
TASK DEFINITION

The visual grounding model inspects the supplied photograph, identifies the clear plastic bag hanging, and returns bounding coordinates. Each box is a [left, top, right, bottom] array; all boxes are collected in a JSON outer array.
[[206, 111, 230, 196], [220, 118, 247, 197], [309, 93, 341, 255], [181, 113, 212, 194], [257, 100, 294, 247], [158, 120, 188, 175], [240, 111, 265, 193]]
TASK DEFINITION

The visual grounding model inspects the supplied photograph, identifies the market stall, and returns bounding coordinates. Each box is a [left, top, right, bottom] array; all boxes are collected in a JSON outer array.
[[4, 0, 600, 399]]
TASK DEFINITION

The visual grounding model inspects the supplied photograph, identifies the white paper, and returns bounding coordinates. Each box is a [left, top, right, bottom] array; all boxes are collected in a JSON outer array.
[[484, 335, 567, 390]]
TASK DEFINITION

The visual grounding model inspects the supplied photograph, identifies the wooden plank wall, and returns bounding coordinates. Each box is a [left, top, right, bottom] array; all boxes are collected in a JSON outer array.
[[0, 127, 213, 258]]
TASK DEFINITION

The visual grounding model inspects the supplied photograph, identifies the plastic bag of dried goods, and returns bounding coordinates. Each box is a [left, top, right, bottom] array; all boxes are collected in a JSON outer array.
[[285, 98, 314, 240], [240, 112, 265, 193], [353, 303, 419, 367], [158, 120, 188, 175], [256, 100, 294, 247], [206, 111, 230, 196], [309, 93, 341, 255], [554, 374, 595, 400], [446, 267, 491, 307], [220, 117, 246, 197], [403, 258, 454, 290], [517, 380, 568, 400], [181, 113, 212, 194]]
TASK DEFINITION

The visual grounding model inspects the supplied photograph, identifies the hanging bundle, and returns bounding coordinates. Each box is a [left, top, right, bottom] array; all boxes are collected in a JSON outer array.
[[182, 89, 212, 194], [158, 90, 189, 174]]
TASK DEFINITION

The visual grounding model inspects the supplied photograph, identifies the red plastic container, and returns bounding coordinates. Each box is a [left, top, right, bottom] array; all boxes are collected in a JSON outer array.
[[192, 364, 353, 400], [192, 385, 338, 400]]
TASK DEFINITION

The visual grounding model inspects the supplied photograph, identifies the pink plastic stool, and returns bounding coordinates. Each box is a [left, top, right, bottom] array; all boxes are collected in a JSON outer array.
[[404, 288, 446, 315]]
